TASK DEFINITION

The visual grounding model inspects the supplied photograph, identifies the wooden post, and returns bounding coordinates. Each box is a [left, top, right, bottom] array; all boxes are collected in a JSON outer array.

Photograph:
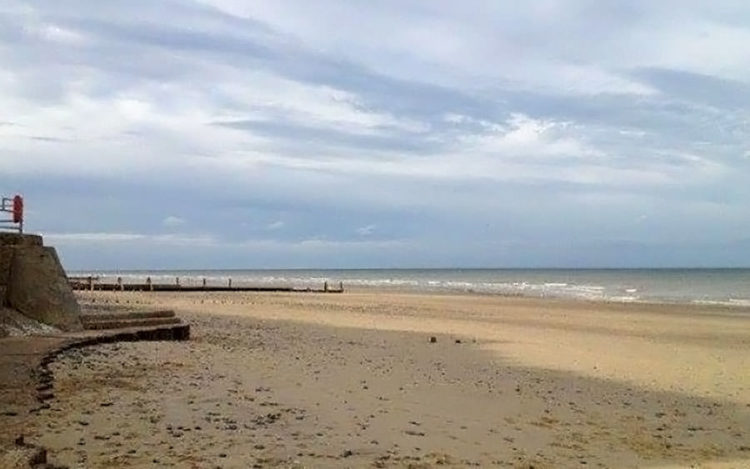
[[228, 278, 232, 288], [202, 278, 207, 289], [324, 281, 328, 292], [146, 277, 152, 292], [339, 281, 343, 292], [117, 277, 123, 291], [176, 277, 180, 289], [88, 275, 94, 291]]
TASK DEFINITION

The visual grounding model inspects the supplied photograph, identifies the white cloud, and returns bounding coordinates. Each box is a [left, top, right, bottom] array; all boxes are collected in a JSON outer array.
[[458, 114, 603, 160], [42, 231, 406, 254], [44, 232, 146, 242], [266, 220, 284, 230], [627, 20, 750, 82], [44, 232, 215, 246], [197, 1, 659, 96], [162, 216, 186, 227], [356, 224, 376, 236], [215, 76, 430, 135], [22, 22, 88, 45], [235, 237, 405, 251], [193, 110, 726, 188]]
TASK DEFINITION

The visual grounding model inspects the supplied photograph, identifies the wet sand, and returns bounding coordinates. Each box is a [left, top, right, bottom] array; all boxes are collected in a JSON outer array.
[[24, 291, 750, 468]]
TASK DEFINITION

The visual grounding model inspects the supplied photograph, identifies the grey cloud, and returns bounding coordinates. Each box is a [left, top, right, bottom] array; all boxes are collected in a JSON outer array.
[[28, 136, 71, 142], [501, 87, 749, 163], [635, 68, 750, 110], [213, 119, 437, 154], [58, 17, 276, 59]]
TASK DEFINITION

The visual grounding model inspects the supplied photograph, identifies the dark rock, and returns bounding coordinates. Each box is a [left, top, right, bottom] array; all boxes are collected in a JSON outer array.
[[28, 446, 47, 465], [429, 336, 437, 343]]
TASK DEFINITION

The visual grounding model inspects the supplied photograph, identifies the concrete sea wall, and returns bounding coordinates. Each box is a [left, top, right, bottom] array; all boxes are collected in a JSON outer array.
[[0, 233, 82, 331]]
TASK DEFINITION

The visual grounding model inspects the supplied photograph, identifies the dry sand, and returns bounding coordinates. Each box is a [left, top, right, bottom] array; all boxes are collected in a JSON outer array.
[[21, 290, 750, 468]]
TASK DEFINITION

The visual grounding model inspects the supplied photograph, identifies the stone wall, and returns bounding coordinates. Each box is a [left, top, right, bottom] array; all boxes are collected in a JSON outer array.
[[0, 234, 40, 307], [0, 233, 82, 331]]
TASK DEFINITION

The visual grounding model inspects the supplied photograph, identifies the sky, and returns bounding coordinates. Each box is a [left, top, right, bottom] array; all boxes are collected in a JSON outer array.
[[2, 1, 750, 269]]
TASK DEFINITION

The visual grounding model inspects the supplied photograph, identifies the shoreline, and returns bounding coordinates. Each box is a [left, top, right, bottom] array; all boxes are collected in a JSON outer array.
[[66, 268, 750, 308], [344, 286, 750, 312], [78, 284, 750, 317]]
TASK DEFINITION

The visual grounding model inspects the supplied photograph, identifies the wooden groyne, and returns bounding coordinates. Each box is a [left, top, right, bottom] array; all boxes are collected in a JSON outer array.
[[69, 276, 345, 293]]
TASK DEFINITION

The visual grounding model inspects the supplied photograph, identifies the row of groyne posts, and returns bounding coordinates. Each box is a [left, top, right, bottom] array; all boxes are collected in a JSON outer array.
[[69, 275, 345, 293]]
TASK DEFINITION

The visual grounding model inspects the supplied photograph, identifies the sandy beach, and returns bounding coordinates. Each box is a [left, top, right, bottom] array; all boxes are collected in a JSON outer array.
[[8, 1, 750, 468], [21, 290, 750, 468]]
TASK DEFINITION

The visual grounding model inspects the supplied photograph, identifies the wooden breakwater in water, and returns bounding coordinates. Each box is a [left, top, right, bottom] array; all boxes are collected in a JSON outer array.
[[69, 276, 344, 293]]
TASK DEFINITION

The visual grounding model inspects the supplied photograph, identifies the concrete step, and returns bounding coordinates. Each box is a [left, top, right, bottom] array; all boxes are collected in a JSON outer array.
[[81, 316, 183, 331], [80, 310, 175, 322]]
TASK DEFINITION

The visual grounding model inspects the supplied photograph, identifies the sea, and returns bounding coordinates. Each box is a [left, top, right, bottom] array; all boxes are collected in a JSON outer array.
[[68, 268, 750, 307]]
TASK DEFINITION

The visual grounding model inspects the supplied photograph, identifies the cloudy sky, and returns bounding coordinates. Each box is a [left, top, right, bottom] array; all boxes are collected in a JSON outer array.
[[2, 1, 750, 269]]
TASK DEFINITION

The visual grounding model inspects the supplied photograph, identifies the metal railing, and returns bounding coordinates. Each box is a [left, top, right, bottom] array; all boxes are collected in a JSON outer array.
[[0, 195, 23, 233]]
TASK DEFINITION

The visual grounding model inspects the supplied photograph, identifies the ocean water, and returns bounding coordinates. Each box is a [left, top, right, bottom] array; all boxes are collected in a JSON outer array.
[[69, 268, 750, 306]]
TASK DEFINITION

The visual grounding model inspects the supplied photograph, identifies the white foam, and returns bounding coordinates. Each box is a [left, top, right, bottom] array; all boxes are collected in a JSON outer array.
[[605, 296, 640, 303], [692, 298, 750, 307]]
